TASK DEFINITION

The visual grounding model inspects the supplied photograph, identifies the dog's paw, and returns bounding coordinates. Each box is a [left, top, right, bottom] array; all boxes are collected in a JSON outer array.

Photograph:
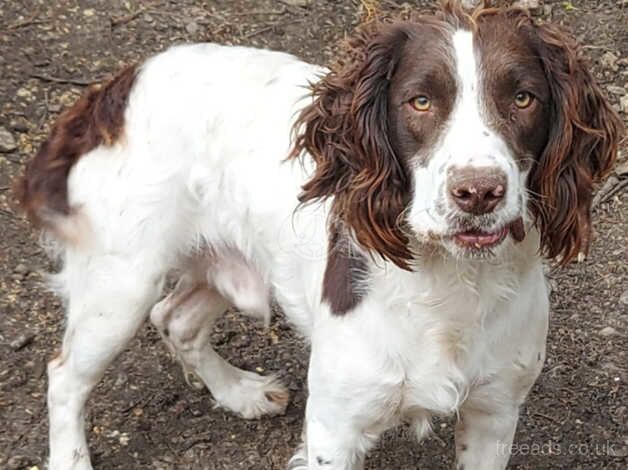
[[213, 371, 289, 419]]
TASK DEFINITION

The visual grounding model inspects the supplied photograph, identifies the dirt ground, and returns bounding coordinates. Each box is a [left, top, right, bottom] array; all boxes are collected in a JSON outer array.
[[0, 0, 626, 469]]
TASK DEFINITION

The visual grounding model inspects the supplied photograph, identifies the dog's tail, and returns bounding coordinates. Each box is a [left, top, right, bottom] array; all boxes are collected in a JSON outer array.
[[15, 64, 138, 243]]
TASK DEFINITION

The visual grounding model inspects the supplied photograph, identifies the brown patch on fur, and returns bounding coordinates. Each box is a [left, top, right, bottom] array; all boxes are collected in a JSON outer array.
[[388, 20, 457, 169], [439, 0, 476, 29], [475, 10, 552, 172], [322, 229, 368, 316], [290, 21, 414, 270], [15, 64, 138, 227], [509, 217, 526, 243], [520, 21, 624, 265]]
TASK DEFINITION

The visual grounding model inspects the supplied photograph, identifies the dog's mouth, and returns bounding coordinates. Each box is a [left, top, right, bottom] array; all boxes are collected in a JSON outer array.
[[451, 217, 525, 250]]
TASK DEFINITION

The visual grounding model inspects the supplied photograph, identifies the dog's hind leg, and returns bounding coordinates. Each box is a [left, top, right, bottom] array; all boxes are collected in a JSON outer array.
[[150, 269, 289, 419], [47, 253, 164, 470]]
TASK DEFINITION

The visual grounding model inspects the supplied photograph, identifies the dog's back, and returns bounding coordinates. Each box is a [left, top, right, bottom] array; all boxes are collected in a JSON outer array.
[[18, 44, 322, 251]]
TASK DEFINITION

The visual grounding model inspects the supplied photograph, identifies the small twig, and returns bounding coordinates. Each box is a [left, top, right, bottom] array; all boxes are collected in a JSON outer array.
[[9, 19, 47, 30], [180, 438, 213, 452], [110, 8, 146, 27], [600, 178, 628, 203], [30, 72, 102, 87], [0, 208, 18, 220], [35, 89, 49, 134], [120, 391, 156, 414], [582, 44, 610, 50], [431, 429, 448, 447], [144, 8, 187, 20], [533, 411, 564, 425], [244, 25, 275, 39], [8, 12, 44, 30], [229, 7, 287, 17], [592, 175, 618, 208], [592, 175, 628, 208], [244, 18, 304, 39]]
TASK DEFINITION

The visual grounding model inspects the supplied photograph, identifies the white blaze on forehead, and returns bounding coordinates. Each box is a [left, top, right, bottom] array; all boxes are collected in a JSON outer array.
[[452, 29, 478, 95], [447, 29, 502, 168]]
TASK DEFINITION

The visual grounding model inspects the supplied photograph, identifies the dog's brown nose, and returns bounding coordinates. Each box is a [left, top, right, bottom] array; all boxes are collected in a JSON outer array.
[[449, 167, 507, 215]]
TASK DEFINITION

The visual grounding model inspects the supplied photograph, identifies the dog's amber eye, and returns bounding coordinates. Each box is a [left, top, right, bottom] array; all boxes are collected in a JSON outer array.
[[410, 95, 431, 112], [514, 91, 533, 109]]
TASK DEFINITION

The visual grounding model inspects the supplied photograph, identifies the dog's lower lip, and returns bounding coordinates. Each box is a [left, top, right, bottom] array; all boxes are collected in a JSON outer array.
[[453, 226, 509, 248]]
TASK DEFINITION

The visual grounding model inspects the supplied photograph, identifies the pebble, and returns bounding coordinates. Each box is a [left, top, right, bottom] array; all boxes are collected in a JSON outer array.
[[620, 289, 628, 306], [280, 0, 312, 7], [10, 332, 35, 351], [11, 121, 29, 133], [232, 334, 251, 347], [14, 263, 29, 274], [598, 326, 618, 337], [185, 21, 199, 35], [114, 372, 129, 387], [601, 362, 621, 372], [0, 126, 17, 152], [608, 444, 628, 458], [600, 51, 619, 72], [514, 0, 540, 10], [606, 85, 626, 95], [16, 87, 31, 98], [620, 94, 628, 114], [7, 455, 31, 469]]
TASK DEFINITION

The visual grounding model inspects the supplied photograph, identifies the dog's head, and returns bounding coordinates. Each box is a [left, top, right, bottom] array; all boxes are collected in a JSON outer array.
[[292, 2, 623, 269]]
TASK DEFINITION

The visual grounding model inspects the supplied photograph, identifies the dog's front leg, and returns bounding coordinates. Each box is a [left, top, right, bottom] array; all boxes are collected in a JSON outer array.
[[453, 402, 521, 470], [289, 322, 400, 470], [454, 356, 544, 470]]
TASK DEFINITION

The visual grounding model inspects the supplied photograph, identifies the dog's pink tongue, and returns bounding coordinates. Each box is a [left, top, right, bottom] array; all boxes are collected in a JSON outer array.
[[455, 229, 504, 247]]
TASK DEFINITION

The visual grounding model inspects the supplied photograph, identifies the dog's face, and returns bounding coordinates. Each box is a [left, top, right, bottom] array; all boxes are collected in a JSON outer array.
[[390, 17, 551, 259], [293, 6, 622, 269]]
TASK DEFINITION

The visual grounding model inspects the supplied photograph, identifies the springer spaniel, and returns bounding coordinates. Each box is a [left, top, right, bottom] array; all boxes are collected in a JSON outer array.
[[16, 2, 623, 470]]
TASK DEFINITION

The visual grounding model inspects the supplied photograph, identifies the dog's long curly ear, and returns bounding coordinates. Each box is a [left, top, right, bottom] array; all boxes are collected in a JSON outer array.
[[524, 21, 624, 265], [290, 23, 413, 270]]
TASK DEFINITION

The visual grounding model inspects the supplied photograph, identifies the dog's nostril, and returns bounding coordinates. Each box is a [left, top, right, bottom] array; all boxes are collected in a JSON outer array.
[[451, 187, 473, 199], [487, 184, 505, 199]]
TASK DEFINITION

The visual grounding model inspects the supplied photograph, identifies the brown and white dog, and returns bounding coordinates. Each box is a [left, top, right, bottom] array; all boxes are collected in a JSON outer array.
[[16, 2, 623, 469]]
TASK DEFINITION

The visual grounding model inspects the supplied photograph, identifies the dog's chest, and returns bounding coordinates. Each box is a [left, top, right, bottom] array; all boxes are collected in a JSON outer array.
[[369, 267, 517, 420], [395, 310, 484, 419]]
